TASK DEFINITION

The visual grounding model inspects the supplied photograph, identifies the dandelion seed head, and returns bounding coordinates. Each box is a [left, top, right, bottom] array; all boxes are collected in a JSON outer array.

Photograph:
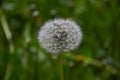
[[38, 19, 82, 54]]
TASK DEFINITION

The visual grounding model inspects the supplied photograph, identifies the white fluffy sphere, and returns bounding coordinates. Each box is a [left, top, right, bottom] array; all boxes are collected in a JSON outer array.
[[38, 19, 82, 54]]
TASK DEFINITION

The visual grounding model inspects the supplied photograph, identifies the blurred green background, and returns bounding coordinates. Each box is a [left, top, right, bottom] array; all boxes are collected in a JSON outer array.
[[0, 0, 120, 80]]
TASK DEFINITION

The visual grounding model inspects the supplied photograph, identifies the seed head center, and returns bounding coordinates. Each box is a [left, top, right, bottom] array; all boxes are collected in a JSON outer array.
[[53, 32, 67, 42]]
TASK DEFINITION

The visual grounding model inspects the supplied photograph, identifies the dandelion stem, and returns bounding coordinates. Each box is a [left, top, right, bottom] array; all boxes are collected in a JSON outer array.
[[59, 53, 64, 80]]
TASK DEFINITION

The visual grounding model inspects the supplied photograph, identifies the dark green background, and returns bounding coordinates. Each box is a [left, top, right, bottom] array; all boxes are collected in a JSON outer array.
[[0, 0, 120, 80]]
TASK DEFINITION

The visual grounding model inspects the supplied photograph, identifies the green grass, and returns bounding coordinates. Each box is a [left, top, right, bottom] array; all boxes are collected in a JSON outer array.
[[0, 0, 120, 80]]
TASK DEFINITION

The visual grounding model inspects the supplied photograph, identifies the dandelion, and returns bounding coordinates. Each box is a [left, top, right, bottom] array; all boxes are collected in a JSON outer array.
[[38, 19, 82, 54], [38, 19, 82, 80]]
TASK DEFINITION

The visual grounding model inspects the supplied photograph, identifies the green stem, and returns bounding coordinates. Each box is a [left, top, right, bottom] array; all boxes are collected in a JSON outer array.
[[1, 12, 14, 80], [59, 53, 64, 80]]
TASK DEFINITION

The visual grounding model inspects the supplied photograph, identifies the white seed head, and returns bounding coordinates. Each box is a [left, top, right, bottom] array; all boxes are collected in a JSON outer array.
[[38, 19, 82, 54]]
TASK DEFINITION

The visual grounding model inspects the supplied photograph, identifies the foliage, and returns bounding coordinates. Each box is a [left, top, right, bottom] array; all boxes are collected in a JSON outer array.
[[0, 0, 120, 80]]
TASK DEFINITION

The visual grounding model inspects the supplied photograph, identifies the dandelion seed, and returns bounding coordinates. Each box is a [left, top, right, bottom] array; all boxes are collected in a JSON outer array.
[[38, 19, 82, 54]]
